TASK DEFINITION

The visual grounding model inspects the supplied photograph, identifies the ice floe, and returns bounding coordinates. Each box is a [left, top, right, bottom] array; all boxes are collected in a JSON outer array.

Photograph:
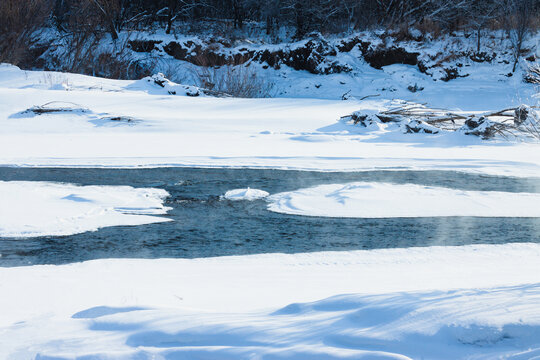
[[267, 182, 540, 218], [222, 187, 270, 201], [0, 181, 171, 238]]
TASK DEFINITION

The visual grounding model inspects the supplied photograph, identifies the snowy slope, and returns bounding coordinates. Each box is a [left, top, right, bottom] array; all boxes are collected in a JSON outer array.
[[1, 244, 539, 359], [39, 28, 540, 104]]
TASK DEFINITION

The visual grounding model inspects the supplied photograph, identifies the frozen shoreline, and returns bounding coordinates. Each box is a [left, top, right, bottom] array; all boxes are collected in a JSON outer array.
[[2, 155, 540, 178], [0, 65, 539, 178], [267, 182, 540, 218], [0, 181, 171, 238]]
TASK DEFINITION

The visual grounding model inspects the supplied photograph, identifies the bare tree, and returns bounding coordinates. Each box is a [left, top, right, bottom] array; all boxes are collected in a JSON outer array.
[[89, 0, 153, 39], [503, 0, 536, 72], [263, 0, 282, 36], [465, 0, 499, 53], [162, 0, 207, 34], [89, 0, 126, 40]]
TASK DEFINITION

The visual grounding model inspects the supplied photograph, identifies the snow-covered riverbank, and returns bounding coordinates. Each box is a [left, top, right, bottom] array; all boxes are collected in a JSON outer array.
[[0, 64, 539, 177], [0, 181, 171, 238], [1, 243, 539, 359]]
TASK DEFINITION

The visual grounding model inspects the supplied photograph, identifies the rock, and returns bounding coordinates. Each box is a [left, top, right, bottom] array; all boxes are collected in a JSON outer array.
[[460, 116, 497, 138], [252, 35, 350, 74], [464, 116, 483, 129], [403, 119, 439, 134], [128, 40, 162, 53], [441, 67, 469, 82], [163, 41, 253, 67], [363, 47, 419, 69], [407, 83, 424, 93], [341, 112, 377, 127], [151, 73, 167, 88], [514, 105, 530, 126], [336, 37, 370, 53], [469, 52, 496, 63]]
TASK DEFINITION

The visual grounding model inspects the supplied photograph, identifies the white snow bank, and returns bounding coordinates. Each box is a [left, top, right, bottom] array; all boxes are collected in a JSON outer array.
[[1, 66, 540, 177], [268, 182, 540, 218], [18, 285, 540, 359], [222, 187, 269, 201], [1, 243, 540, 359], [0, 181, 171, 238], [129, 73, 206, 97]]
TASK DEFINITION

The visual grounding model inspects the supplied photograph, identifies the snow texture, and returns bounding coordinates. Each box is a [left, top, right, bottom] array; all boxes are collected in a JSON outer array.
[[0, 64, 539, 177], [1, 35, 540, 359], [267, 182, 540, 218], [1, 243, 540, 359], [0, 181, 171, 238]]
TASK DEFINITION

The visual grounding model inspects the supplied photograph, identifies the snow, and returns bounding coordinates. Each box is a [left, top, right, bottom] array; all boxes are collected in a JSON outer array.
[[267, 182, 540, 218], [0, 181, 171, 238], [0, 32, 540, 358], [0, 64, 539, 177], [222, 187, 269, 201], [1, 243, 540, 359], [36, 28, 539, 104]]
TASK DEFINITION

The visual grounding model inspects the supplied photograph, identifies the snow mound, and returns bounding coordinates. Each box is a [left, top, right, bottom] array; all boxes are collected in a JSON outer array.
[[141, 73, 201, 96], [222, 187, 269, 201], [131, 73, 223, 97], [0, 181, 172, 238], [267, 182, 540, 218]]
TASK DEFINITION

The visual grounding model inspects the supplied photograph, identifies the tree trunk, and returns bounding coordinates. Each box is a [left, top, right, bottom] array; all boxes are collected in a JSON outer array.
[[109, 21, 119, 40], [233, 0, 243, 29], [477, 28, 481, 53], [294, 1, 306, 39], [266, 15, 272, 35], [165, 0, 177, 34]]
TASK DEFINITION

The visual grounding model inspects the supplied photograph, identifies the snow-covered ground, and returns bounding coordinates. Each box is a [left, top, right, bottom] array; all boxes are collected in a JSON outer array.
[[1, 54, 540, 359], [1, 244, 540, 359], [267, 182, 540, 218], [0, 64, 539, 177], [0, 181, 171, 238]]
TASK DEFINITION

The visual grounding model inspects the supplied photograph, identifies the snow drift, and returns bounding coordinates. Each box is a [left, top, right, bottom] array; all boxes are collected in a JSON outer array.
[[1, 243, 540, 359], [222, 187, 270, 201], [267, 182, 540, 218], [0, 181, 171, 238]]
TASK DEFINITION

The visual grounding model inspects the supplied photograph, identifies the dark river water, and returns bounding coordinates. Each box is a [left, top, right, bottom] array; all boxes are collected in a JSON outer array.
[[1, 167, 539, 267]]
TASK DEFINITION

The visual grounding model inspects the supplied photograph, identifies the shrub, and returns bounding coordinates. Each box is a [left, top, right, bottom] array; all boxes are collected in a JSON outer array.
[[196, 65, 274, 98]]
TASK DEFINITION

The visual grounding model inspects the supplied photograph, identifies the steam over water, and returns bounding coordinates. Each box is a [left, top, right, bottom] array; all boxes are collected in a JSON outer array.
[[1, 167, 539, 267]]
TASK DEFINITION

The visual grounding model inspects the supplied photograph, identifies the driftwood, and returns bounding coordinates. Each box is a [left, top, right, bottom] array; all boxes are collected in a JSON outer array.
[[524, 64, 540, 84], [341, 102, 540, 140], [19, 102, 142, 126], [24, 101, 89, 115]]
